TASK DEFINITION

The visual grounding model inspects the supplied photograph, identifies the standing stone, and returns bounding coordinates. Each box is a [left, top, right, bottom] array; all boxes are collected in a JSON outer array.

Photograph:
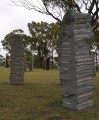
[[9, 34, 24, 85], [57, 10, 94, 110], [5, 54, 10, 68], [29, 55, 33, 71]]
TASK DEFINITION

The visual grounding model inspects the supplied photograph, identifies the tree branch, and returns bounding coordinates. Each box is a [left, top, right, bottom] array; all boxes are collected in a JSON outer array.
[[92, 8, 99, 22], [43, 1, 62, 24], [88, 0, 96, 14], [93, 22, 99, 31]]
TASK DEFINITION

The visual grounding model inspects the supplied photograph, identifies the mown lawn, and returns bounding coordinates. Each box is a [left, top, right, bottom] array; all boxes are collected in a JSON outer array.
[[0, 67, 99, 120]]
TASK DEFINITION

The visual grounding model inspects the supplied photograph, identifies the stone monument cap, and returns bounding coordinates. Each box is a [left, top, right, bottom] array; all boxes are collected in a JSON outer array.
[[62, 10, 91, 25]]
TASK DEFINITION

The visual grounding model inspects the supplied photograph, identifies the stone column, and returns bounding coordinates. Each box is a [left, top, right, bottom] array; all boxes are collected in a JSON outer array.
[[9, 34, 24, 85], [57, 10, 94, 110]]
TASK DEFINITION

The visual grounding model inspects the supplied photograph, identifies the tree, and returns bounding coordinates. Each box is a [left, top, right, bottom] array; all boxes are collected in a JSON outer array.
[[93, 30, 99, 71], [2, 29, 23, 53], [0, 55, 5, 66], [11, 0, 99, 31], [1, 29, 32, 53], [82, 0, 99, 31], [28, 21, 48, 68], [1, 29, 32, 71], [11, 0, 81, 24], [5, 54, 10, 68], [28, 21, 60, 68], [49, 23, 60, 68]]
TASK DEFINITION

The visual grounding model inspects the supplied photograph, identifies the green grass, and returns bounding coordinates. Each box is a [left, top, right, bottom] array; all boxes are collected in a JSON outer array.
[[0, 67, 99, 120]]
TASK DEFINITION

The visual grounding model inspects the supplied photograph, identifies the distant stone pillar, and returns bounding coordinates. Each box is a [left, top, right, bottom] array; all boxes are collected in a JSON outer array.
[[5, 54, 10, 68], [57, 10, 94, 110], [29, 55, 33, 71], [9, 34, 24, 85]]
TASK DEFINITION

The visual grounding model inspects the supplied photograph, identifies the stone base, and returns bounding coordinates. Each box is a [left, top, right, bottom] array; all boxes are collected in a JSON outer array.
[[9, 81, 24, 85], [63, 100, 93, 110]]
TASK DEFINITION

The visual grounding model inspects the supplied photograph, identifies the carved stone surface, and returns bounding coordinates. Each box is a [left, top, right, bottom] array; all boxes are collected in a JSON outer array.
[[57, 10, 94, 110], [9, 34, 24, 85]]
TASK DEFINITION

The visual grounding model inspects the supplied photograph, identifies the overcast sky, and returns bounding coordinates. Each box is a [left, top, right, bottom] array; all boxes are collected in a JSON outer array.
[[0, 0, 56, 57]]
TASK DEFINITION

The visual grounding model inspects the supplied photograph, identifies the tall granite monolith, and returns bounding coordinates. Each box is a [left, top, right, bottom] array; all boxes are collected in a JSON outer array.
[[57, 10, 94, 110], [9, 34, 24, 85]]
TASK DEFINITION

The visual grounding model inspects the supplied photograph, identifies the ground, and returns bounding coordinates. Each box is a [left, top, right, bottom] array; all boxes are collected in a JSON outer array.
[[0, 67, 99, 120]]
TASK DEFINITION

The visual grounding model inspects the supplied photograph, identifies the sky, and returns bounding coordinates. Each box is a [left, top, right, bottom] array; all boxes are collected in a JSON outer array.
[[0, 0, 56, 57]]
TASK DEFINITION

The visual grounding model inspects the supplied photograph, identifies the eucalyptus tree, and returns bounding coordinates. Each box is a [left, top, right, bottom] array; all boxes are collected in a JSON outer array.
[[28, 21, 60, 68], [11, 0, 99, 31], [1, 29, 32, 70], [1, 29, 32, 53]]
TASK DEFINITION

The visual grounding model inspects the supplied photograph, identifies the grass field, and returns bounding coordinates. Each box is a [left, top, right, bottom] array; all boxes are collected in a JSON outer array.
[[0, 67, 99, 120]]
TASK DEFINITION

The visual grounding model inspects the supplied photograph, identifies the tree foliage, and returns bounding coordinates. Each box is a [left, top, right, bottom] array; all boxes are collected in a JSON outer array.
[[28, 21, 60, 68], [1, 29, 31, 53], [0, 54, 5, 66], [2, 22, 59, 68]]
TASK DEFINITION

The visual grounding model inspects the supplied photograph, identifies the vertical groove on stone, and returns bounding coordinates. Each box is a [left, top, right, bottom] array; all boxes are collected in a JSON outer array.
[[9, 34, 24, 85], [57, 10, 94, 110]]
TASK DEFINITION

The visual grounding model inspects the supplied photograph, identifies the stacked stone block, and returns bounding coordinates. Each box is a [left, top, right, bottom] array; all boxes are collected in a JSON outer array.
[[9, 34, 24, 85], [58, 10, 94, 110]]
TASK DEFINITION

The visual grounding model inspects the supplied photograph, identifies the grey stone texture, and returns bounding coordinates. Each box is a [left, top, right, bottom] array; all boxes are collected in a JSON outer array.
[[57, 10, 94, 110], [9, 34, 24, 85]]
